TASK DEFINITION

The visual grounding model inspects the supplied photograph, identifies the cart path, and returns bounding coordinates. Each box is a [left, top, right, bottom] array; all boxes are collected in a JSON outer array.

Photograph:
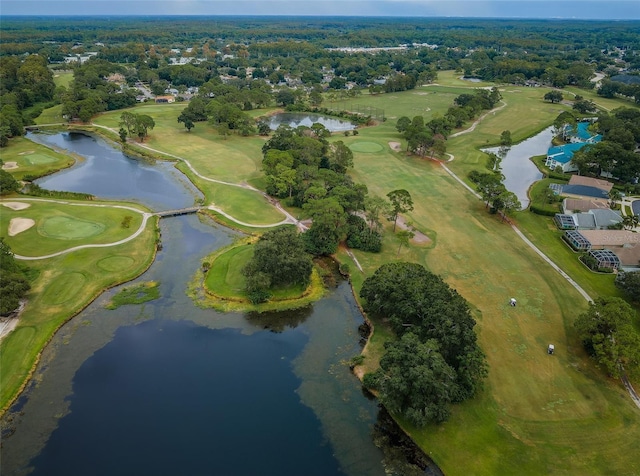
[[91, 123, 307, 231], [441, 154, 640, 410], [449, 100, 508, 138], [2, 198, 153, 261]]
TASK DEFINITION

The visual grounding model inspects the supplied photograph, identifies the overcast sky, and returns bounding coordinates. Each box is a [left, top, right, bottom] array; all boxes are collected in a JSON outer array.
[[1, 1, 640, 19]]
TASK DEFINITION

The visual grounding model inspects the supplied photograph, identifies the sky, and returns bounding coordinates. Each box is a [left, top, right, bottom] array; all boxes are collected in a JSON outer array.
[[1, 0, 640, 19]]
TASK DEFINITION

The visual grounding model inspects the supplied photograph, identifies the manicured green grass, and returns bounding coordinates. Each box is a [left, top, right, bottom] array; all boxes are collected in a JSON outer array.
[[33, 104, 65, 125], [331, 79, 640, 474], [192, 239, 325, 313], [105, 281, 160, 309], [93, 105, 286, 225], [204, 241, 309, 302], [0, 199, 144, 256], [205, 243, 253, 298], [0, 136, 74, 179], [8, 72, 639, 473], [0, 214, 158, 414], [52, 70, 73, 89]]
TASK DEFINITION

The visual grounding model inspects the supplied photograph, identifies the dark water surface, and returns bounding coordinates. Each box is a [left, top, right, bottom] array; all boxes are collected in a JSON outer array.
[[1, 133, 395, 476], [267, 113, 356, 132]]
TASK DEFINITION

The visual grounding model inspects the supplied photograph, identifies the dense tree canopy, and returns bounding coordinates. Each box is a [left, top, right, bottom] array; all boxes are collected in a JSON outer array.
[[360, 262, 487, 425], [0, 238, 31, 316], [575, 297, 640, 379], [242, 226, 313, 303]]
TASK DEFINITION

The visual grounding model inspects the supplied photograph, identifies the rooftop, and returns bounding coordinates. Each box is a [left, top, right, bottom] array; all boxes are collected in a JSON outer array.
[[561, 184, 609, 200], [579, 230, 640, 247], [547, 143, 589, 164], [568, 175, 613, 192]]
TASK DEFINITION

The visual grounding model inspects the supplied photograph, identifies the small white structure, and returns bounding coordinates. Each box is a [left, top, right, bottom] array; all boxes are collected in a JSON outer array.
[[547, 344, 555, 355], [509, 298, 517, 307]]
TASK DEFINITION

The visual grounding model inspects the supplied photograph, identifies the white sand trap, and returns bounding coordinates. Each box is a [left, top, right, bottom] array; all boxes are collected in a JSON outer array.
[[1, 162, 18, 170], [18, 150, 34, 155], [389, 141, 402, 152], [8, 218, 35, 236], [2, 201, 31, 210]]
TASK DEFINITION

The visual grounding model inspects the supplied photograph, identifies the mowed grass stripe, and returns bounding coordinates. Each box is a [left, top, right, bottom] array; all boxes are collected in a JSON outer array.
[[342, 105, 640, 474]]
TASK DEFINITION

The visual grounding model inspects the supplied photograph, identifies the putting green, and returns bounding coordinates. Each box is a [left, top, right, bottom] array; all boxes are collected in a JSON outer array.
[[42, 272, 87, 305], [98, 256, 135, 272], [39, 216, 106, 240], [349, 141, 384, 153], [25, 153, 58, 165]]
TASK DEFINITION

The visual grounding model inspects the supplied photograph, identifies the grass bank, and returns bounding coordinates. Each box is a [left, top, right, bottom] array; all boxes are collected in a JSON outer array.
[[333, 82, 640, 474], [0, 136, 75, 180], [0, 212, 158, 414], [189, 238, 325, 313]]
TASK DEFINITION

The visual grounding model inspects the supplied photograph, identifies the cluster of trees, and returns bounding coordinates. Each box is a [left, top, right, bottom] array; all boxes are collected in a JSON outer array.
[[598, 79, 640, 105], [468, 170, 521, 218], [261, 123, 373, 255], [615, 271, 640, 302], [59, 59, 138, 122], [176, 80, 273, 135], [575, 297, 640, 379], [0, 54, 56, 146], [396, 88, 502, 159], [261, 125, 415, 256], [242, 227, 313, 304], [0, 165, 20, 194], [119, 111, 155, 142], [568, 108, 640, 182], [0, 239, 31, 316], [360, 262, 487, 426]]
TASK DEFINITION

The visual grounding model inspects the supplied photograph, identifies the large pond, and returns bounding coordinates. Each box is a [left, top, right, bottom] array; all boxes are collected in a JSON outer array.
[[29, 132, 200, 211], [267, 113, 356, 132], [482, 126, 552, 209], [1, 132, 433, 475]]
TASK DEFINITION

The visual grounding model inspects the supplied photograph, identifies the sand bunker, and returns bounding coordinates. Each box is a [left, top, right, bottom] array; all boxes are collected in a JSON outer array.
[[2, 201, 31, 210], [18, 150, 34, 155], [1, 162, 18, 170], [8, 218, 35, 236], [389, 141, 402, 152], [397, 215, 431, 244]]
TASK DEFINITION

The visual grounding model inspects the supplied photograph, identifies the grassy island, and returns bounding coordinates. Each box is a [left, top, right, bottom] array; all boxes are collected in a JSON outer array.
[[2, 63, 639, 474], [190, 237, 325, 313]]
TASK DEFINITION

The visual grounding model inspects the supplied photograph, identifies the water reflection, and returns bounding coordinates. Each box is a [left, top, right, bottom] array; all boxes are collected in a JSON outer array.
[[1, 132, 431, 476], [483, 127, 552, 208], [29, 131, 201, 211], [268, 113, 356, 132], [245, 306, 313, 332]]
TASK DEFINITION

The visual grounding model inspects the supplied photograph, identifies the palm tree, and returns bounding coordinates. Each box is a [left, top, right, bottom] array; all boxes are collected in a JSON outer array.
[[622, 214, 639, 230], [608, 189, 622, 209]]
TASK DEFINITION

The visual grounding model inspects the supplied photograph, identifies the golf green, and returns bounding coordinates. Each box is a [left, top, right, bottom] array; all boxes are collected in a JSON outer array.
[[39, 216, 106, 240], [25, 153, 58, 165], [349, 141, 384, 153], [98, 256, 136, 272]]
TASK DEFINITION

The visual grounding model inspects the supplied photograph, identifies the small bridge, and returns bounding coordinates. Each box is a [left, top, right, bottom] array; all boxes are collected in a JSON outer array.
[[154, 206, 203, 218]]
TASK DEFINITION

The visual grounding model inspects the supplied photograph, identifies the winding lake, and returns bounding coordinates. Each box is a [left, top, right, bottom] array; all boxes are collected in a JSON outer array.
[[267, 113, 356, 132], [483, 126, 552, 208], [1, 132, 431, 475]]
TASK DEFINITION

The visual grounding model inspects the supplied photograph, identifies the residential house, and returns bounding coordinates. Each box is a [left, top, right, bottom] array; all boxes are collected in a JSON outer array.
[[554, 207, 622, 231], [155, 95, 175, 103], [566, 229, 640, 268], [553, 175, 613, 201], [545, 121, 602, 172]]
